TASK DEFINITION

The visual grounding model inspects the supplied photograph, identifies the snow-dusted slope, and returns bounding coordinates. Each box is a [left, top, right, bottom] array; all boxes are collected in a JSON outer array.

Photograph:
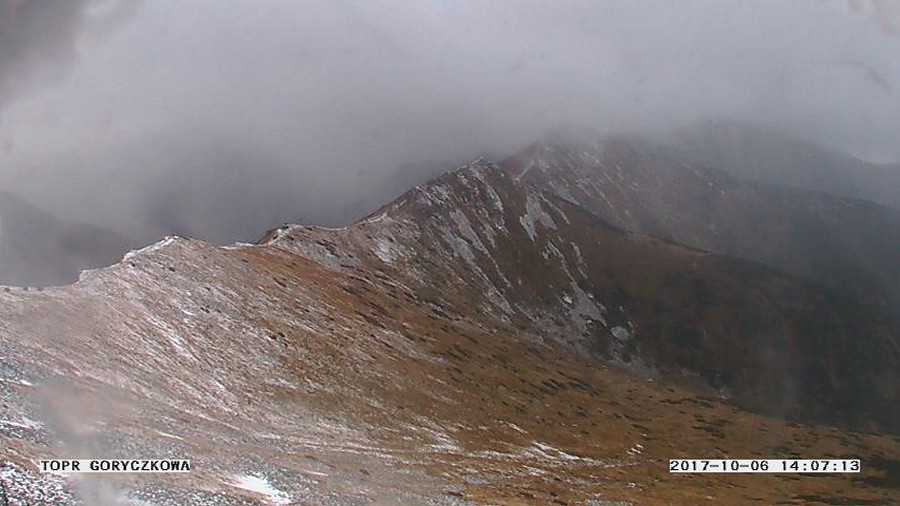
[[502, 135, 900, 308], [268, 158, 898, 428], [1, 157, 898, 504]]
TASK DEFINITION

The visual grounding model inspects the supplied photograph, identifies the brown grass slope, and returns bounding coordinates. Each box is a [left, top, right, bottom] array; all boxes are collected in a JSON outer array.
[[0, 158, 897, 503], [276, 159, 898, 432]]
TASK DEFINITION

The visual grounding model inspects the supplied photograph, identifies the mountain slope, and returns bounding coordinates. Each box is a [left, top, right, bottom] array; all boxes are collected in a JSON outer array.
[[502, 135, 900, 312], [268, 159, 898, 430], [671, 121, 900, 210], [0, 156, 897, 504]]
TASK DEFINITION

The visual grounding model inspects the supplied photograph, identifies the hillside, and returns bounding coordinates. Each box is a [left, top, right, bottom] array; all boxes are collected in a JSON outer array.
[[1, 154, 897, 504], [270, 159, 899, 430], [670, 122, 900, 210], [502, 135, 900, 312]]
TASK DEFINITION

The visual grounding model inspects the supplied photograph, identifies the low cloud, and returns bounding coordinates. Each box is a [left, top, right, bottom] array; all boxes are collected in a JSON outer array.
[[0, 0, 142, 110], [0, 0, 898, 255]]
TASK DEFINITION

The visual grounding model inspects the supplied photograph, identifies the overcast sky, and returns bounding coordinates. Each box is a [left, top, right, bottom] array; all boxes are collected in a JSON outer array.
[[1, 0, 899, 243]]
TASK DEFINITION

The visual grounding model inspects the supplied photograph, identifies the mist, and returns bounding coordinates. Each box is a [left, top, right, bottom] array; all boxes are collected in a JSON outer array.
[[37, 381, 133, 505], [1, 0, 900, 275]]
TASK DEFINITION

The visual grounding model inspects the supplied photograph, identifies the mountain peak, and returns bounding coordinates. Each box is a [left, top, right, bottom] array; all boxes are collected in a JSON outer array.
[[250, 142, 899, 432], [2, 132, 899, 504]]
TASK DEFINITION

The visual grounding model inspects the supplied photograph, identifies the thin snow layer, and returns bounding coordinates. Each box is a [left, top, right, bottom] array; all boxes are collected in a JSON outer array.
[[0, 460, 78, 505], [373, 236, 398, 264], [519, 193, 557, 241], [75, 236, 183, 283], [566, 282, 607, 329], [548, 179, 578, 204], [441, 228, 477, 266], [571, 243, 588, 278], [438, 224, 513, 316], [0, 157, 663, 503], [365, 211, 389, 224], [0, 236, 387, 461], [467, 166, 509, 247], [417, 182, 454, 207], [528, 441, 595, 463], [472, 441, 607, 468], [263, 225, 366, 272], [229, 474, 291, 505], [449, 210, 488, 255], [470, 164, 505, 213], [122, 236, 180, 262], [221, 241, 257, 250]]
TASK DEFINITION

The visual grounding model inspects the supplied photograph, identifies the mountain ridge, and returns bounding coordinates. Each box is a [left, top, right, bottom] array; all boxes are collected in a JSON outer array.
[[1, 138, 898, 504], [671, 121, 900, 210], [502, 135, 900, 311], [263, 157, 899, 430]]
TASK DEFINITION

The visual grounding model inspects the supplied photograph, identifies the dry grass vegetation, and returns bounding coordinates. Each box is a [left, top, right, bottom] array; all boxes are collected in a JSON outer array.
[[0, 157, 897, 504]]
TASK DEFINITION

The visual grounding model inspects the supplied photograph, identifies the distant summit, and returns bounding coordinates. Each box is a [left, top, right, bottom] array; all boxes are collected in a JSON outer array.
[[670, 121, 900, 210], [503, 133, 900, 308]]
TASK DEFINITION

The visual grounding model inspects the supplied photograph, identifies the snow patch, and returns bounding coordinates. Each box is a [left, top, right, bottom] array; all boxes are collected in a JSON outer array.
[[365, 211, 388, 224], [222, 242, 256, 250], [449, 210, 487, 254], [0, 377, 35, 387], [229, 474, 291, 505], [154, 429, 184, 440], [123, 236, 180, 262], [0, 417, 42, 430], [504, 421, 527, 434], [542, 198, 571, 224], [527, 441, 593, 463], [470, 165, 505, 212], [441, 229, 477, 265], [519, 193, 557, 241], [373, 236, 399, 264]]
